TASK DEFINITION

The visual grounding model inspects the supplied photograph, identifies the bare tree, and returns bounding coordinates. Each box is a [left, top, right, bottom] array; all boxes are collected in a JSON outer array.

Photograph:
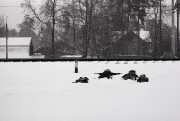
[[21, 0, 63, 58]]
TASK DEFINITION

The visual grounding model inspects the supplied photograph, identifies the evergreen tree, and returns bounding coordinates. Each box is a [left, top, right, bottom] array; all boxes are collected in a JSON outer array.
[[9, 29, 18, 37], [18, 14, 36, 37], [0, 15, 5, 37]]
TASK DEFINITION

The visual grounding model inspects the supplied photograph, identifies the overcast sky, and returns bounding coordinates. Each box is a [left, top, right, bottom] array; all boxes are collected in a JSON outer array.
[[0, 0, 172, 31], [0, 0, 42, 30]]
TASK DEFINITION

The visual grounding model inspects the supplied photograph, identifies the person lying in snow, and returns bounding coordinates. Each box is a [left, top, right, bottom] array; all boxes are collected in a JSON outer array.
[[95, 69, 121, 79], [122, 70, 138, 80], [137, 74, 149, 83], [73, 77, 89, 83]]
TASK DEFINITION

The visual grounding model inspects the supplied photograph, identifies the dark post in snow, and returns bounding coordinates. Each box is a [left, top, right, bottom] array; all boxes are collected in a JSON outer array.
[[177, 0, 180, 57], [6, 16, 8, 60], [75, 60, 78, 73]]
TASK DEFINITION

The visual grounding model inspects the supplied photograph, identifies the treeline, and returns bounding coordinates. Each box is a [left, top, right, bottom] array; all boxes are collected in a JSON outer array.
[[1, 0, 174, 58], [0, 15, 37, 38], [0, 14, 39, 49], [0, 15, 18, 37]]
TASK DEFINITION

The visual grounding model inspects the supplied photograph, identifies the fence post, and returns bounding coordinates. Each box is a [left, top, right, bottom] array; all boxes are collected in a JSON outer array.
[[75, 60, 78, 73]]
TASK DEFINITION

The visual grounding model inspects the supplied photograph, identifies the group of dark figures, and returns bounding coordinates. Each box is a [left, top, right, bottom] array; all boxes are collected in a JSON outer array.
[[73, 69, 149, 83], [122, 70, 149, 83]]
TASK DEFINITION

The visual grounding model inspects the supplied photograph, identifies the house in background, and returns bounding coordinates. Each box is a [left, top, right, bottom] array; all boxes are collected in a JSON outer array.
[[113, 31, 153, 58], [34, 44, 51, 58], [55, 41, 77, 55], [34, 41, 82, 58], [0, 37, 33, 59]]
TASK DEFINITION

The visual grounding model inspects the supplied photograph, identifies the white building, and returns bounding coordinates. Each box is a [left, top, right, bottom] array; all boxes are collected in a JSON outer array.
[[0, 37, 33, 59]]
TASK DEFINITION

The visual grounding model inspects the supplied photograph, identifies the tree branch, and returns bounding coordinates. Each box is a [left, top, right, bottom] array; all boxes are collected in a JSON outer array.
[[21, 0, 51, 28]]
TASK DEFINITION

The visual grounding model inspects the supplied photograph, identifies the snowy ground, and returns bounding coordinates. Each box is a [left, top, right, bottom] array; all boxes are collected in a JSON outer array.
[[0, 61, 180, 121]]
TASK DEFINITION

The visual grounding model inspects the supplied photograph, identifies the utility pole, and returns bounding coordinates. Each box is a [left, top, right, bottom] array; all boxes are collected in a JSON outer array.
[[177, 0, 180, 57], [52, 0, 55, 59], [172, 0, 176, 56], [6, 16, 8, 59]]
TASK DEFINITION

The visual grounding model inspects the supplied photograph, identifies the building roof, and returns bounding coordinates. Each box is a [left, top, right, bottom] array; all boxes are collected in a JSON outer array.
[[160, 52, 177, 59], [134, 31, 151, 42], [55, 41, 76, 50], [113, 30, 152, 43], [34, 44, 51, 52], [118, 31, 145, 43], [0, 37, 32, 46]]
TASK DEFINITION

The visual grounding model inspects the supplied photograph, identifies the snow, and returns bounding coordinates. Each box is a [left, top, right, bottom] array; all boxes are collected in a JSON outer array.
[[61, 55, 82, 58], [0, 61, 180, 121]]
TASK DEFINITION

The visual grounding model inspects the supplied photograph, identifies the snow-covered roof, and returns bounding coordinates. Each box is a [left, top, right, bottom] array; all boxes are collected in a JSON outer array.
[[0, 37, 32, 46], [139, 31, 151, 42], [134, 31, 151, 42], [114, 30, 152, 43], [34, 44, 50, 52], [61, 55, 82, 58]]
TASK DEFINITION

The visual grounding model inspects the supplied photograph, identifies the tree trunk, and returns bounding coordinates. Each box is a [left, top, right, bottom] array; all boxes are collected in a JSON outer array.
[[51, 0, 55, 59], [73, 0, 76, 49], [84, 0, 89, 58]]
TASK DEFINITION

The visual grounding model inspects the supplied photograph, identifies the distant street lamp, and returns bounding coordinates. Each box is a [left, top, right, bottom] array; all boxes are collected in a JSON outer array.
[[6, 16, 8, 59]]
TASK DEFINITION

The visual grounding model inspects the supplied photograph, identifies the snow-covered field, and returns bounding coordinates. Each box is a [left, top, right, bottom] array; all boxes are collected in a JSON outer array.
[[0, 61, 180, 121]]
